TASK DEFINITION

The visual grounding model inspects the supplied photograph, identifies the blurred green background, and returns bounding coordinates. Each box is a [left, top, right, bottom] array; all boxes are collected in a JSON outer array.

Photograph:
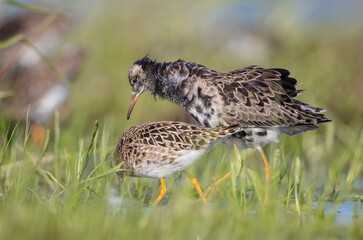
[[73, 0, 361, 135], [1, 0, 363, 239], [2, 0, 362, 143]]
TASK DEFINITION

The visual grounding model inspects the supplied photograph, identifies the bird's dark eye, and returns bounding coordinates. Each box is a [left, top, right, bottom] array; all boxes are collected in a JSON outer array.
[[132, 78, 138, 84]]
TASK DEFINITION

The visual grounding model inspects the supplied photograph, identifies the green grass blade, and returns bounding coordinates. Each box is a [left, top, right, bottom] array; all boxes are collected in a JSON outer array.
[[78, 121, 99, 182], [0, 121, 19, 165], [5, 0, 53, 13], [0, 34, 24, 51]]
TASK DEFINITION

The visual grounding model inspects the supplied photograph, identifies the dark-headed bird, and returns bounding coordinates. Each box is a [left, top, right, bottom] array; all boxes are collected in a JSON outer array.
[[126, 56, 331, 202]]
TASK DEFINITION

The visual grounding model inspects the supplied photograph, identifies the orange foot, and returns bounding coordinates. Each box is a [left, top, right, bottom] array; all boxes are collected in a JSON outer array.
[[30, 123, 46, 146]]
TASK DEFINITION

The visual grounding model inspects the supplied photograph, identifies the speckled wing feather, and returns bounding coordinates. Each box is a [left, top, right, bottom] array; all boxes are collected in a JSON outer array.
[[119, 121, 238, 152], [182, 62, 330, 127]]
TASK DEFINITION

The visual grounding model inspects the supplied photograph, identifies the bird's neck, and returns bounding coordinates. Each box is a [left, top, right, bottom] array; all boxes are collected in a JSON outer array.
[[153, 61, 184, 104]]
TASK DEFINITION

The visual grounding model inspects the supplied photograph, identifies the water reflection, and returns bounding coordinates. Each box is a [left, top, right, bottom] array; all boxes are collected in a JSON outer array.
[[109, 188, 363, 224]]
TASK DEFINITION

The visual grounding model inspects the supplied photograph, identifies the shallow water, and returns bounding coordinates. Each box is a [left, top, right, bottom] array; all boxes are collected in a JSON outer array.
[[108, 192, 363, 224], [323, 200, 363, 224]]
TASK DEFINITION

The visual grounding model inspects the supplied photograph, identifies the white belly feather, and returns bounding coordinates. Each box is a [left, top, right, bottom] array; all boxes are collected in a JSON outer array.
[[134, 149, 207, 178]]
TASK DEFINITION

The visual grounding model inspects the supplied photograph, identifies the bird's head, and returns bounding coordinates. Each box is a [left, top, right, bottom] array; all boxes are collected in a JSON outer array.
[[127, 56, 157, 119]]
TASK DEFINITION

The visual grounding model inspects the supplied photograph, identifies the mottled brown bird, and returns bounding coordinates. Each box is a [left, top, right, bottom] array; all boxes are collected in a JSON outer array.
[[126, 56, 331, 202], [111, 121, 247, 204], [0, 12, 85, 145], [0, 46, 86, 144]]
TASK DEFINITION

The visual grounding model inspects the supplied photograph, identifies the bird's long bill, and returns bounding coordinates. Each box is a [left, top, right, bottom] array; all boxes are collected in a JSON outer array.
[[127, 94, 139, 120]]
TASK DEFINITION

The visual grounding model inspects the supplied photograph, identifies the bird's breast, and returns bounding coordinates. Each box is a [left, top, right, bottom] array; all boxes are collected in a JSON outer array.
[[178, 80, 220, 127]]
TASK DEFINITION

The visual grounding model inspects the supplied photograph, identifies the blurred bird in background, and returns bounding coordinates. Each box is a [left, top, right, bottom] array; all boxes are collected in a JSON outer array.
[[0, 11, 86, 146]]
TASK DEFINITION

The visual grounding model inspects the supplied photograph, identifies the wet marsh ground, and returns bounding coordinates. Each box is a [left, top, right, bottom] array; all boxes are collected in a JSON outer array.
[[1, 119, 362, 239]]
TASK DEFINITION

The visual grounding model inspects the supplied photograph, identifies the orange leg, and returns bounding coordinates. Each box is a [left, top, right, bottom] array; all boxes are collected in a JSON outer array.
[[30, 123, 46, 146], [155, 178, 167, 205], [191, 178, 208, 205], [203, 148, 271, 203], [183, 171, 208, 205], [203, 172, 232, 201], [258, 147, 270, 204]]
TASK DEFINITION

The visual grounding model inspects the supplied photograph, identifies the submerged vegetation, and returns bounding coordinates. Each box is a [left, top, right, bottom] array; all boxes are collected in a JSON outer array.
[[1, 0, 363, 239]]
